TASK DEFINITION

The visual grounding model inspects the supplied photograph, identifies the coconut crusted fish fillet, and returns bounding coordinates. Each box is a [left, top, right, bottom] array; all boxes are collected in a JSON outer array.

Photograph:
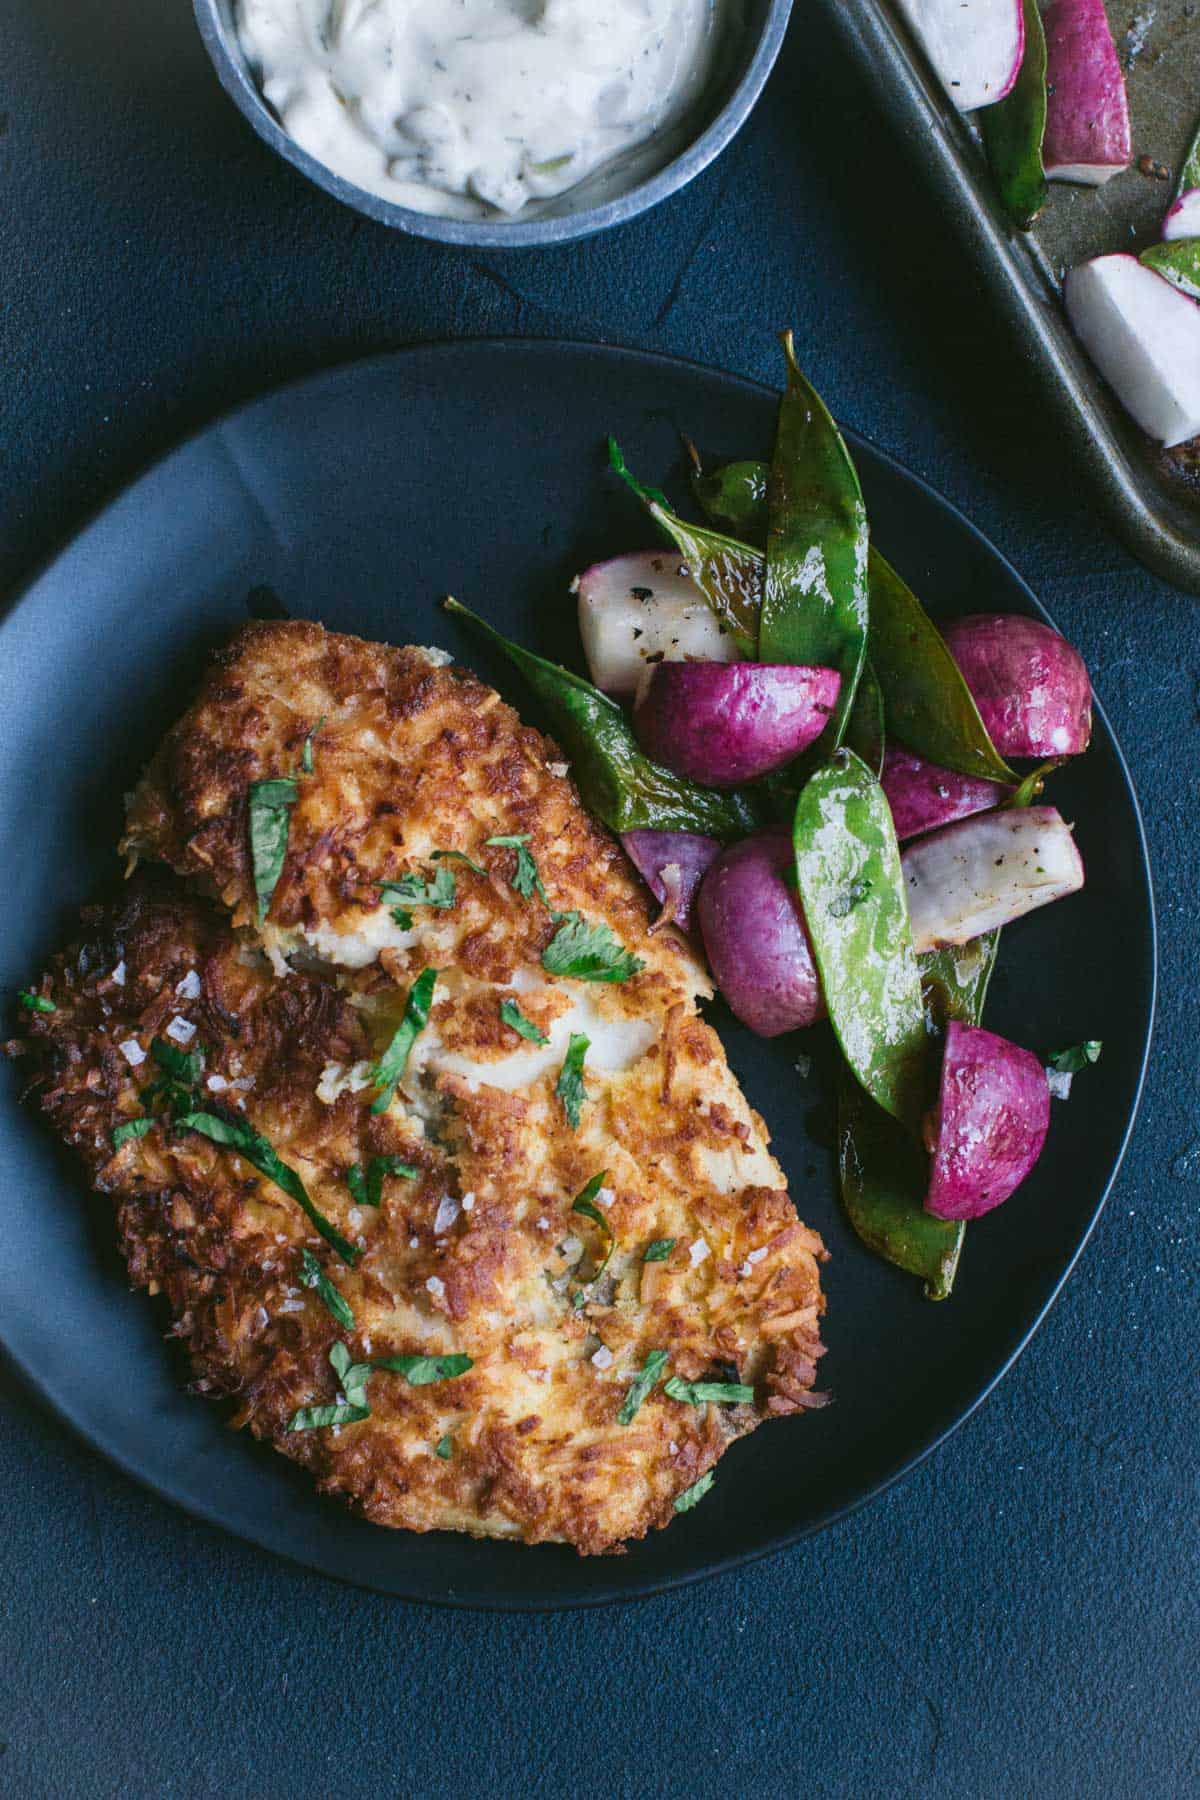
[[26, 620, 827, 1553]]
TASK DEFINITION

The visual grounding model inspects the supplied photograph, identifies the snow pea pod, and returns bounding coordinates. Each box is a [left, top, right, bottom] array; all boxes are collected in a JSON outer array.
[[442, 599, 757, 840], [1177, 109, 1200, 200], [844, 658, 885, 779], [608, 440, 758, 653], [979, 0, 1048, 231], [687, 455, 1014, 783], [793, 749, 927, 1132], [838, 932, 1000, 1301], [1139, 239, 1200, 303], [762, 335, 869, 744]]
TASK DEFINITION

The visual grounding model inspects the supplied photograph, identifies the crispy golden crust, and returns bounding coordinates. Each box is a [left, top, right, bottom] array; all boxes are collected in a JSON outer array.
[[21, 621, 829, 1554]]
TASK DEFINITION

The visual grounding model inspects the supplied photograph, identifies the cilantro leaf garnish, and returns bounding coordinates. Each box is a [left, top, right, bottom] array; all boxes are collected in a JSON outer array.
[[150, 1036, 205, 1086], [643, 1238, 676, 1263], [500, 998, 549, 1045], [435, 1434, 454, 1459], [248, 776, 299, 924], [112, 1117, 153, 1151], [176, 1109, 358, 1265], [369, 968, 438, 1115], [485, 834, 549, 905], [286, 1342, 371, 1431], [380, 865, 457, 912], [663, 1377, 754, 1406], [374, 1354, 473, 1386], [298, 1247, 355, 1330], [570, 1171, 615, 1292], [301, 717, 325, 774], [1048, 1041, 1102, 1074], [348, 1155, 420, 1207], [617, 1349, 669, 1426], [541, 913, 644, 984], [17, 990, 55, 1014], [556, 1032, 590, 1128], [432, 849, 487, 877], [673, 1470, 715, 1513]]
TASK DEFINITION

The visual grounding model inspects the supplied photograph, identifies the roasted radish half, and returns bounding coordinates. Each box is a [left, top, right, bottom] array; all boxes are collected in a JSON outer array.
[[697, 830, 824, 1037], [633, 661, 840, 787], [902, 806, 1085, 952], [941, 614, 1092, 757], [924, 1022, 1050, 1219], [574, 551, 739, 696]]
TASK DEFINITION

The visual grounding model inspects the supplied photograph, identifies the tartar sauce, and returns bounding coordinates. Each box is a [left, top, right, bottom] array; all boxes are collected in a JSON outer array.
[[236, 0, 723, 220]]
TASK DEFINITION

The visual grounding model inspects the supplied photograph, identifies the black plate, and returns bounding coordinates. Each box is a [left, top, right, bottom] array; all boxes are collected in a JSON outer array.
[[0, 341, 1154, 1609]]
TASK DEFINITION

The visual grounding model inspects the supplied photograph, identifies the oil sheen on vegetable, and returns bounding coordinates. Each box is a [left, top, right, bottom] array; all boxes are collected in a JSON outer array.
[[237, 0, 724, 221]]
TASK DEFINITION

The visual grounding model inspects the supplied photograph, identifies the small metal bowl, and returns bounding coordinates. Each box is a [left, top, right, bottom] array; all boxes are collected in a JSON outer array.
[[193, 0, 793, 249]]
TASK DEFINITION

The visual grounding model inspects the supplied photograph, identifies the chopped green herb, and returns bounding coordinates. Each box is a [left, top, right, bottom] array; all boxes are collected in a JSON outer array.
[[571, 1172, 615, 1291], [298, 1247, 355, 1330], [556, 1032, 590, 1128], [663, 1377, 755, 1406], [673, 1470, 715, 1513], [150, 1036, 204, 1086], [530, 152, 573, 175], [617, 1349, 669, 1426], [286, 1343, 371, 1431], [485, 834, 549, 905], [370, 968, 438, 1116], [301, 717, 325, 775], [432, 849, 487, 877], [542, 913, 644, 984], [435, 1434, 454, 1459], [390, 907, 415, 930], [349, 1154, 420, 1207], [828, 878, 873, 919], [500, 998, 549, 1045], [381, 865, 457, 912], [374, 1353, 474, 1386], [1048, 1041, 1102, 1075], [248, 776, 299, 924], [17, 990, 55, 1014], [643, 1238, 676, 1263], [112, 1117, 153, 1151], [176, 1109, 358, 1264]]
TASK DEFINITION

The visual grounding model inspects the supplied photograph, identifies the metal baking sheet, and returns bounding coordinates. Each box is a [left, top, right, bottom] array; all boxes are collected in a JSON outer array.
[[823, 0, 1200, 594]]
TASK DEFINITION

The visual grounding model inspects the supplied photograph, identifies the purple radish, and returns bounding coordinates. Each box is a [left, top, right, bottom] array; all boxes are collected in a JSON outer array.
[[574, 550, 739, 697], [1163, 188, 1200, 242], [1042, 0, 1131, 184], [633, 661, 840, 787], [941, 614, 1092, 758], [1064, 254, 1200, 447], [902, 805, 1085, 952], [924, 1021, 1050, 1220], [882, 744, 1012, 841], [894, 0, 1025, 112], [696, 830, 824, 1037], [621, 829, 721, 935]]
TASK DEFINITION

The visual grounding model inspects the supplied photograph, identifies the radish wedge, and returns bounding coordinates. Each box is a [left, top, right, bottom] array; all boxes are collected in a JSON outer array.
[[940, 614, 1092, 758], [1064, 255, 1200, 447], [894, 0, 1024, 112], [574, 551, 739, 697], [1140, 239, 1200, 304], [902, 806, 1084, 952], [1163, 189, 1200, 242], [620, 829, 721, 935], [697, 830, 824, 1037], [882, 744, 1011, 841], [924, 1022, 1050, 1220], [1041, 0, 1130, 185], [633, 661, 841, 787]]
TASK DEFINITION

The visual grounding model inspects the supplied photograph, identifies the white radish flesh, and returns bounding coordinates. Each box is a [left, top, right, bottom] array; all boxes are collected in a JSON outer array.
[[573, 551, 739, 697], [1163, 189, 1200, 241], [1042, 0, 1130, 185], [1063, 255, 1200, 448], [893, 0, 1024, 113], [902, 806, 1084, 952]]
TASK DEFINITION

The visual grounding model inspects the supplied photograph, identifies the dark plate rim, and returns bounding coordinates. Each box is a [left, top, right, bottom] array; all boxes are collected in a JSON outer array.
[[191, 0, 795, 249], [0, 338, 1157, 1610]]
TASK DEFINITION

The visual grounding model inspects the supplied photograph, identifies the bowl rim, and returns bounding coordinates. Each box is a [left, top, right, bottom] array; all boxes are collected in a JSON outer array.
[[191, 0, 795, 248]]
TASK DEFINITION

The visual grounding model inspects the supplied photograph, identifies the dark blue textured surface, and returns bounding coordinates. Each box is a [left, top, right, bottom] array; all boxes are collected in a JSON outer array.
[[0, 3, 1194, 1795]]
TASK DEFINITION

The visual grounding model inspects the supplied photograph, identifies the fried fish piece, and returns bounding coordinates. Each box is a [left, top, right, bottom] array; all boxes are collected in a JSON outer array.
[[19, 619, 830, 1553]]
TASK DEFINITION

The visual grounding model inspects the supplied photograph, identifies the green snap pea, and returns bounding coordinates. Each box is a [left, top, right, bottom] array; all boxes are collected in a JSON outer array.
[[978, 0, 1048, 231], [442, 598, 758, 840], [1139, 239, 1200, 303]]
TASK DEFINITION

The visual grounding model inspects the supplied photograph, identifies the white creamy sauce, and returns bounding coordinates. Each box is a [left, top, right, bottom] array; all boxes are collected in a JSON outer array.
[[236, 0, 723, 220]]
